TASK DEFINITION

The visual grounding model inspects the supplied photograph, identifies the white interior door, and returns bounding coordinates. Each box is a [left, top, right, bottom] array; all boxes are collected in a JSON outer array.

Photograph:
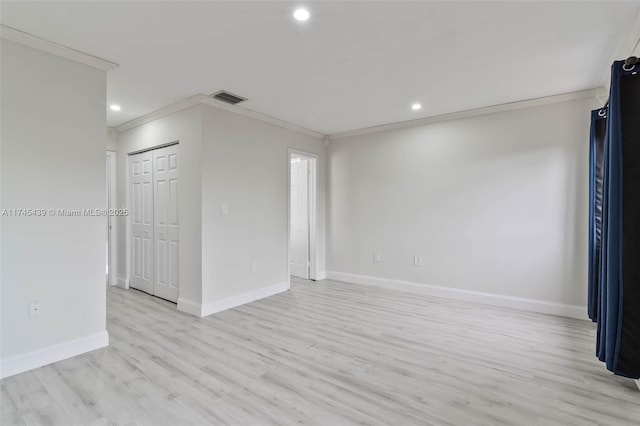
[[152, 145, 179, 303], [290, 157, 309, 279], [130, 151, 154, 294]]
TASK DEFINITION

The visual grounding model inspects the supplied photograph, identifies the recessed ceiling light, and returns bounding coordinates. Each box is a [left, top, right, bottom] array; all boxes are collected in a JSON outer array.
[[293, 8, 310, 21], [110, 104, 121, 111], [411, 103, 422, 111]]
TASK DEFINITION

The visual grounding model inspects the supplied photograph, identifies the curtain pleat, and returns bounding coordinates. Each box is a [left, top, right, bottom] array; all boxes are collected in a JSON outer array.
[[588, 109, 606, 322]]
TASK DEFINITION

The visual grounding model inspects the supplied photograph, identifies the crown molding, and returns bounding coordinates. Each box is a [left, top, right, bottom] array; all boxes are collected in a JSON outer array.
[[329, 88, 600, 140], [116, 93, 326, 139], [199, 96, 325, 139], [115, 94, 204, 133], [0, 25, 118, 71], [116, 88, 600, 141]]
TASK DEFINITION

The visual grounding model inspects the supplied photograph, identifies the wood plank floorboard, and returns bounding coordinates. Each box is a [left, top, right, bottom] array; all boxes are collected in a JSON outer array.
[[1, 277, 638, 425]]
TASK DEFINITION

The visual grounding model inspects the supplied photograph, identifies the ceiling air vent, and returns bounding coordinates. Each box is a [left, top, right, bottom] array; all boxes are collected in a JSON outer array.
[[210, 90, 247, 105]]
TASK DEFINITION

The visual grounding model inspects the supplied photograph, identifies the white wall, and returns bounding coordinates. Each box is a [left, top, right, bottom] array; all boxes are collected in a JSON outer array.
[[327, 97, 599, 308], [201, 105, 326, 304], [115, 103, 326, 314], [115, 105, 203, 306], [106, 127, 118, 151], [1, 40, 108, 376]]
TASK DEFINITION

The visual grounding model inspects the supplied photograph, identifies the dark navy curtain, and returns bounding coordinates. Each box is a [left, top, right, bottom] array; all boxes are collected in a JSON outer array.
[[590, 59, 640, 379], [588, 108, 606, 322]]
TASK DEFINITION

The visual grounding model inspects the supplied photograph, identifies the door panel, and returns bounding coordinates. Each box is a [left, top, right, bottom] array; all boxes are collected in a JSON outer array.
[[153, 145, 179, 302], [290, 158, 309, 279], [130, 151, 154, 294]]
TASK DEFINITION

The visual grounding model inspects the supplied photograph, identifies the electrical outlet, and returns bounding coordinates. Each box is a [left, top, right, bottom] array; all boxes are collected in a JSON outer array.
[[250, 262, 256, 273], [413, 256, 422, 267], [220, 203, 229, 215], [29, 301, 42, 318], [373, 252, 381, 263]]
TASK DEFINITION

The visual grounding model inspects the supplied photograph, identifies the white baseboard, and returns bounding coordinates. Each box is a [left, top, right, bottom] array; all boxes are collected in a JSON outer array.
[[177, 281, 290, 318], [116, 277, 129, 289], [326, 271, 588, 320], [177, 297, 203, 317], [0, 331, 109, 379], [201, 281, 289, 317], [315, 271, 327, 281]]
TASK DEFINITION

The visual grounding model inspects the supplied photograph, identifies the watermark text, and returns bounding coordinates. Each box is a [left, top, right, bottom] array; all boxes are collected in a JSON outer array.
[[2, 208, 129, 217]]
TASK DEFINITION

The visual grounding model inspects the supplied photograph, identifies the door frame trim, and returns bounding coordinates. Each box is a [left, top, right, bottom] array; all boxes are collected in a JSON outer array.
[[128, 140, 178, 156], [287, 149, 318, 285]]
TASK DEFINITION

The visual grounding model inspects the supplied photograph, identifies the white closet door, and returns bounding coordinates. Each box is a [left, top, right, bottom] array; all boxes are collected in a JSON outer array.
[[130, 151, 154, 294], [290, 158, 309, 279], [152, 145, 179, 302]]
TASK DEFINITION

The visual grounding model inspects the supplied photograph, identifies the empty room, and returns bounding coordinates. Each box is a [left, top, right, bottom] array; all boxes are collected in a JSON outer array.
[[1, 1, 640, 425]]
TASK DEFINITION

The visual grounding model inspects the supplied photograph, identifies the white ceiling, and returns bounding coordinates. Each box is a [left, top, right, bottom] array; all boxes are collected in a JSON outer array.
[[1, 1, 639, 135]]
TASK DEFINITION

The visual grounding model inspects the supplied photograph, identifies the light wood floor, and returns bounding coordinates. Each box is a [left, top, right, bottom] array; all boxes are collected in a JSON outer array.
[[2, 278, 639, 425]]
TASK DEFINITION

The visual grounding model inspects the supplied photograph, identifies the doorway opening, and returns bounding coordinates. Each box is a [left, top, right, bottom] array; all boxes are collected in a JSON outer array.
[[288, 150, 318, 284]]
